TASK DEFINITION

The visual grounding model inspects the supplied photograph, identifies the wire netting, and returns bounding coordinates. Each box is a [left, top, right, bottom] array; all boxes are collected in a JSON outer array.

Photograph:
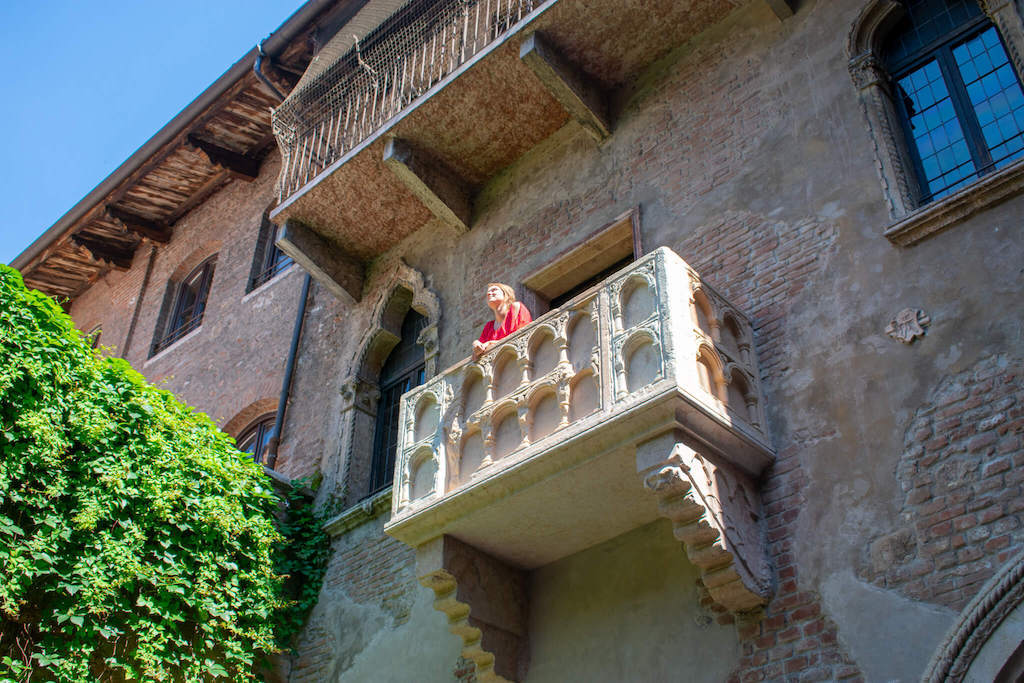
[[272, 0, 540, 201]]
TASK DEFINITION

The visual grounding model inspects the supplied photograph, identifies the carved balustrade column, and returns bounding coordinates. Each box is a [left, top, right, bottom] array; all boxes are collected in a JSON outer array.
[[480, 414, 495, 468], [516, 398, 531, 448]]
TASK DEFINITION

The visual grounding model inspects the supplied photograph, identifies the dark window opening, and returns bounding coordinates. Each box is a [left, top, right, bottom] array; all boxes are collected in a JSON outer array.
[[238, 415, 275, 465], [151, 257, 216, 355], [87, 326, 102, 349], [523, 208, 641, 316], [884, 0, 1024, 203], [549, 255, 633, 309], [248, 214, 294, 291], [368, 309, 428, 496]]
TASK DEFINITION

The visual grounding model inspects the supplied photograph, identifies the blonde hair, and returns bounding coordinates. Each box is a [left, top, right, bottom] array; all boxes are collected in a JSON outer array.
[[487, 283, 516, 304]]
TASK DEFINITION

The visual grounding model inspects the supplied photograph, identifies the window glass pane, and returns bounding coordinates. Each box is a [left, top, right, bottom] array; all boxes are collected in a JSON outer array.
[[884, 0, 982, 69], [239, 420, 274, 464], [953, 26, 1024, 168], [898, 60, 976, 199]]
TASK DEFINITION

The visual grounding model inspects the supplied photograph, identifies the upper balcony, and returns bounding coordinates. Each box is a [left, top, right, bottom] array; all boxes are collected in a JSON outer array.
[[269, 0, 791, 303], [385, 247, 774, 613]]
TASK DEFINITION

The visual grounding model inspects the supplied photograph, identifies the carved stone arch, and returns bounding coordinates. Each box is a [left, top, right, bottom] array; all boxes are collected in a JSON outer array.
[[336, 259, 442, 506], [847, 0, 904, 58], [352, 258, 441, 380], [696, 342, 727, 402], [923, 549, 1024, 682]]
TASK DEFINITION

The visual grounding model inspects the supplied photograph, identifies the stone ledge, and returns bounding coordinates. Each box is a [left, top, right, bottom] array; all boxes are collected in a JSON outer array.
[[885, 157, 1024, 246], [323, 486, 393, 537]]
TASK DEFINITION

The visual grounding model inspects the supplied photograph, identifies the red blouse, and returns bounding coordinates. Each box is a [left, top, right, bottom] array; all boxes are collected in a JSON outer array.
[[478, 302, 533, 344]]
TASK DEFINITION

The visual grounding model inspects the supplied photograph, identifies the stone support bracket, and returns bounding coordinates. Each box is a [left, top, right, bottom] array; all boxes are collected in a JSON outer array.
[[417, 536, 528, 682], [520, 32, 610, 141], [382, 138, 472, 233], [276, 218, 364, 303], [637, 432, 773, 614]]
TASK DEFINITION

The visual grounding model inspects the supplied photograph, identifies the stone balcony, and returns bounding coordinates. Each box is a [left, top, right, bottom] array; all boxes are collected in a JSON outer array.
[[384, 247, 776, 681]]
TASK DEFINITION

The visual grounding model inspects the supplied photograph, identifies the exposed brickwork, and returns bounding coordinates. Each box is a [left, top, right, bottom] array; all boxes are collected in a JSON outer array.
[[288, 516, 420, 682], [726, 438, 864, 683], [324, 524, 419, 626], [68, 154, 308, 460], [860, 355, 1024, 611], [676, 212, 839, 383]]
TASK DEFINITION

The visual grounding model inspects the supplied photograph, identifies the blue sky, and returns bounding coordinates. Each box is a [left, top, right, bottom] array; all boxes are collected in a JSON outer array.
[[1, 1, 304, 265]]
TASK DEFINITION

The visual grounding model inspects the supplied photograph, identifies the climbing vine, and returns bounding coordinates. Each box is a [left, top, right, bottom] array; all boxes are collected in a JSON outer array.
[[0, 265, 326, 681]]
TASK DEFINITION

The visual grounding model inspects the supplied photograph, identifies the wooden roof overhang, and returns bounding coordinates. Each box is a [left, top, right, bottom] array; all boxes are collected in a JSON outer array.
[[10, 0, 373, 300]]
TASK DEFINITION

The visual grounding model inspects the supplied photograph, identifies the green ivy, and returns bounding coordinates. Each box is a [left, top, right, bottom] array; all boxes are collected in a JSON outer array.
[[0, 266, 327, 681], [272, 482, 329, 651]]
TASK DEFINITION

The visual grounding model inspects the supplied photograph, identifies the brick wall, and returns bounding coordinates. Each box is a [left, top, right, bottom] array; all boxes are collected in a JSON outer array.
[[68, 153, 308, 447], [861, 354, 1024, 610]]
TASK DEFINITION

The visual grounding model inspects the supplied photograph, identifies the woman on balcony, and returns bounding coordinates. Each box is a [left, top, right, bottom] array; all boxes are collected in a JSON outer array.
[[472, 283, 532, 360]]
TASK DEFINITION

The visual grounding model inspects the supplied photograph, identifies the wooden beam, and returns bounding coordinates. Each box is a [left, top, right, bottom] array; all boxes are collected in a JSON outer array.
[[105, 207, 172, 243], [275, 219, 364, 303], [382, 138, 472, 233], [186, 134, 261, 181], [70, 234, 134, 271], [520, 32, 610, 141], [763, 0, 795, 19]]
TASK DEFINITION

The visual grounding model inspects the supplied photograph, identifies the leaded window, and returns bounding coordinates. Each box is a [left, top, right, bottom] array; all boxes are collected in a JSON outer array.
[[885, 0, 1024, 203]]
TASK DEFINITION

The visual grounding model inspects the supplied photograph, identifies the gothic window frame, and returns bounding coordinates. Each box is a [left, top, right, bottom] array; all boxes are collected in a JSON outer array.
[[150, 256, 217, 356], [848, 0, 1024, 245], [335, 261, 441, 509]]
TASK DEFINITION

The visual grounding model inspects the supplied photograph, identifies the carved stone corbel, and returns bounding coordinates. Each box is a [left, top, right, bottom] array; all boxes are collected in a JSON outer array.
[[417, 536, 528, 682], [636, 434, 773, 614], [339, 375, 380, 415]]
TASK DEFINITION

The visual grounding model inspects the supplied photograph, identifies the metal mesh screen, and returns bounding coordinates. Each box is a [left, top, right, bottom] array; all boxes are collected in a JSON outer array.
[[272, 0, 541, 201]]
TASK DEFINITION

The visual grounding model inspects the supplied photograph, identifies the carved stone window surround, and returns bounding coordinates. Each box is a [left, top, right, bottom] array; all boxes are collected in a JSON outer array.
[[848, 0, 1024, 246], [330, 259, 442, 506], [884, 156, 1024, 245]]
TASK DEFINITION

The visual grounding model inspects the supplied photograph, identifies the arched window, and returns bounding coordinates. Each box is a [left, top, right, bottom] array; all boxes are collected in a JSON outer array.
[[884, 0, 1024, 203], [369, 309, 428, 495], [151, 256, 216, 355], [238, 415, 275, 465]]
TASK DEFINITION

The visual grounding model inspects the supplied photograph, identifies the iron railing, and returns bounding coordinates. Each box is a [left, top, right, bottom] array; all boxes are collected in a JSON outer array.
[[272, 0, 540, 201]]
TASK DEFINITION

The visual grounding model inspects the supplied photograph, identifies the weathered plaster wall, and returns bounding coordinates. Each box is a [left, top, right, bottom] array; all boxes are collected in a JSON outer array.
[[526, 520, 740, 682], [286, 0, 1023, 679], [62, 0, 1024, 680]]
